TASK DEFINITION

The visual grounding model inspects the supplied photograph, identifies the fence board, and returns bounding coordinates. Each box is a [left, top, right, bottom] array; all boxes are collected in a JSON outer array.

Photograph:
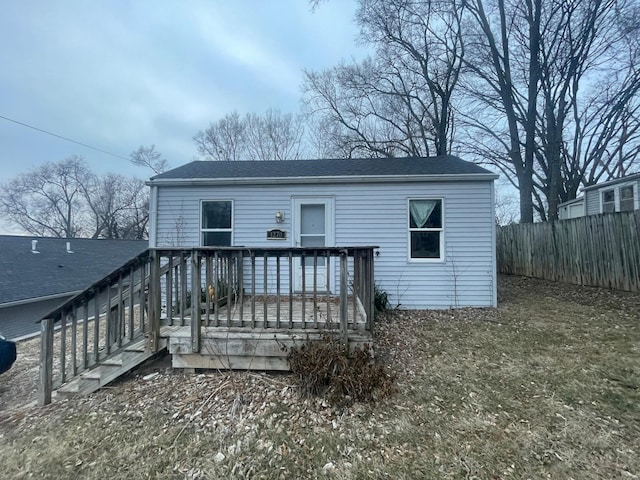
[[497, 211, 640, 292]]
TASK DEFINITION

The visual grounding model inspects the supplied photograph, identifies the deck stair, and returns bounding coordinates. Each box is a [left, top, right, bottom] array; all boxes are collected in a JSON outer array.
[[56, 335, 165, 397]]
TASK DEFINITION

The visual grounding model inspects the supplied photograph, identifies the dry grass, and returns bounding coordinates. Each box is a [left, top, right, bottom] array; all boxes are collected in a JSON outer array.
[[0, 275, 638, 479]]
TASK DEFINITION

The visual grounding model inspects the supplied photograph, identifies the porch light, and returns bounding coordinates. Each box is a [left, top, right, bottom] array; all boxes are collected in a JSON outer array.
[[275, 210, 284, 223]]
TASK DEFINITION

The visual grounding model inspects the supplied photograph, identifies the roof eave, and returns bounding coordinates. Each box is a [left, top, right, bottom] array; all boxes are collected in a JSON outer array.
[[582, 173, 640, 192], [147, 173, 499, 187], [0, 290, 81, 309]]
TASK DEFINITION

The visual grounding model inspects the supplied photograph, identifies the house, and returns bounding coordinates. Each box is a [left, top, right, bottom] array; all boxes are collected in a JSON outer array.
[[36, 156, 498, 405], [147, 156, 499, 309], [558, 172, 640, 220], [0, 236, 147, 340]]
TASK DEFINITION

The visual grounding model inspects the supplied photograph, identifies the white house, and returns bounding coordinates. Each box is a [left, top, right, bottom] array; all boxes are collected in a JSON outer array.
[[558, 172, 640, 220], [147, 156, 498, 309]]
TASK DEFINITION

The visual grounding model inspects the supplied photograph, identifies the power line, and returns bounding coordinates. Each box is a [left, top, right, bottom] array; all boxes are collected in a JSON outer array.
[[0, 113, 130, 161]]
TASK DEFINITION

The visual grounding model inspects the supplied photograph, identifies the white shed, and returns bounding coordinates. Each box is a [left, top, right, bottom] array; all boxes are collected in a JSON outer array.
[[147, 156, 498, 309]]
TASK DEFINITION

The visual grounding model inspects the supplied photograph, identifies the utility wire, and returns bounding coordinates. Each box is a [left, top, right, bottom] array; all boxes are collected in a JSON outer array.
[[0, 113, 130, 161]]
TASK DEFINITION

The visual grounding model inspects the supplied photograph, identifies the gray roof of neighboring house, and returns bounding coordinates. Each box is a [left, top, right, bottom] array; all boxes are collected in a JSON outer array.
[[0, 236, 147, 306], [582, 172, 640, 192], [149, 156, 498, 183]]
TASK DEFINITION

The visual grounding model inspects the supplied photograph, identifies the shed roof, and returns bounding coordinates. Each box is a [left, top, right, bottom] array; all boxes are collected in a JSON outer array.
[[0, 236, 147, 306], [149, 156, 497, 184]]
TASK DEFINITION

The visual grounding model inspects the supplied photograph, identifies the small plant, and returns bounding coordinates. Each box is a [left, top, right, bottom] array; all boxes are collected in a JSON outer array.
[[288, 335, 396, 407], [374, 282, 390, 313]]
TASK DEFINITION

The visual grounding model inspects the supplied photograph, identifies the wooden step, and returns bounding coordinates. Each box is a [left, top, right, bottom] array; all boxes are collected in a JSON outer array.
[[57, 337, 167, 398]]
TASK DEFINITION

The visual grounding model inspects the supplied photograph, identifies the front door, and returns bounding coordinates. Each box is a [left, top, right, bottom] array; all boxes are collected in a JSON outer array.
[[293, 198, 332, 292]]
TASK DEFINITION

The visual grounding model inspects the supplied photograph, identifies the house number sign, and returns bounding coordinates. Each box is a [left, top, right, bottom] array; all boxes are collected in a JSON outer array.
[[267, 229, 287, 240]]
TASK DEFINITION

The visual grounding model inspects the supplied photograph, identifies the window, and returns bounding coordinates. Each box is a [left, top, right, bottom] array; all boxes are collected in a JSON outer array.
[[201, 201, 232, 246], [620, 185, 635, 212], [409, 199, 443, 260], [602, 190, 615, 213]]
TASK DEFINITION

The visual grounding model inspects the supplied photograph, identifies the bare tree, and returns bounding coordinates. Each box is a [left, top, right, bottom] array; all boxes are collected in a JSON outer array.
[[0, 156, 91, 237], [303, 0, 465, 158], [535, 0, 640, 218], [194, 109, 305, 161], [0, 157, 149, 239], [194, 111, 246, 161], [83, 174, 149, 239], [310, 0, 639, 222], [130, 144, 169, 175], [463, 0, 640, 221], [245, 108, 304, 160]]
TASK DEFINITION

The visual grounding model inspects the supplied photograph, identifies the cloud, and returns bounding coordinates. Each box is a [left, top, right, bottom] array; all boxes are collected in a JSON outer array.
[[0, 0, 365, 182]]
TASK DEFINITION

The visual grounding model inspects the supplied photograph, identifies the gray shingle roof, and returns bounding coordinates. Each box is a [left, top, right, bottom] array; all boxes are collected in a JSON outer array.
[[0, 236, 147, 305], [150, 155, 496, 181]]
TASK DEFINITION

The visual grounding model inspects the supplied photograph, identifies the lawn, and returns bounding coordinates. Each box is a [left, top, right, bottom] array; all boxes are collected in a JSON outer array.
[[0, 275, 638, 479]]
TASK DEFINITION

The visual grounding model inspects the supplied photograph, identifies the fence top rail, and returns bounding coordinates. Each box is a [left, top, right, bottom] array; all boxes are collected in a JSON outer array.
[[152, 246, 379, 257]]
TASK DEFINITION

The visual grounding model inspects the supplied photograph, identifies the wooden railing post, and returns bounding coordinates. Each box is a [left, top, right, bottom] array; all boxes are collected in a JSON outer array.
[[366, 248, 375, 330], [339, 250, 349, 345], [191, 250, 202, 353], [149, 250, 162, 353], [38, 318, 54, 406]]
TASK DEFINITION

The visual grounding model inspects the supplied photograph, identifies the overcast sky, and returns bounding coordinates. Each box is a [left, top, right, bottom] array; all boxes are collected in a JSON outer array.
[[0, 1, 366, 185]]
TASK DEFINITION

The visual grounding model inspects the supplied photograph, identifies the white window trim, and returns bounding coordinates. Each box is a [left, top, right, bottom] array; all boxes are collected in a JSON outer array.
[[619, 183, 636, 212], [600, 182, 638, 213], [407, 197, 445, 263], [200, 199, 234, 246], [600, 189, 616, 213]]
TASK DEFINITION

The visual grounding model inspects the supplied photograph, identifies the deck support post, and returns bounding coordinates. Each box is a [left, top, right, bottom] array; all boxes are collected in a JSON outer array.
[[191, 250, 202, 353], [339, 250, 349, 345], [149, 250, 162, 353], [38, 318, 54, 406]]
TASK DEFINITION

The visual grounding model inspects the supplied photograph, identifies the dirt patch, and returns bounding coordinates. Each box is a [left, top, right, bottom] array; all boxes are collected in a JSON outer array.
[[0, 275, 638, 479]]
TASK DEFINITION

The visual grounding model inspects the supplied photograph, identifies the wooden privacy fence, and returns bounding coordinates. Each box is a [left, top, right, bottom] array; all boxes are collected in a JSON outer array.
[[497, 211, 640, 291]]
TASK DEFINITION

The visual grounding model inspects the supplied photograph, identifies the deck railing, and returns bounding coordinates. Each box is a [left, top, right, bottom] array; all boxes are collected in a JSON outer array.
[[39, 246, 376, 405]]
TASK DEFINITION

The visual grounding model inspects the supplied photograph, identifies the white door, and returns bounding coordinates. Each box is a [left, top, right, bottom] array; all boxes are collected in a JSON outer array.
[[293, 198, 332, 292]]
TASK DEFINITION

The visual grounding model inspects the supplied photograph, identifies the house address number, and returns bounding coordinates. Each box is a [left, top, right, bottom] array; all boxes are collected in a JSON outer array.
[[267, 229, 287, 240]]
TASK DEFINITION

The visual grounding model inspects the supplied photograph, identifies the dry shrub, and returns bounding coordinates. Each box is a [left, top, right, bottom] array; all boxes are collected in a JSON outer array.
[[288, 335, 396, 407]]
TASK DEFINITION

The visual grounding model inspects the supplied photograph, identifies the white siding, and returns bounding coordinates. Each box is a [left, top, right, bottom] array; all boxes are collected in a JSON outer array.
[[585, 189, 601, 216], [585, 178, 640, 215], [152, 180, 496, 309]]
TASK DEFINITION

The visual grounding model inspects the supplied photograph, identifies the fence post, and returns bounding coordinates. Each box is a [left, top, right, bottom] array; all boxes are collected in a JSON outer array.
[[38, 318, 54, 406], [339, 250, 349, 345]]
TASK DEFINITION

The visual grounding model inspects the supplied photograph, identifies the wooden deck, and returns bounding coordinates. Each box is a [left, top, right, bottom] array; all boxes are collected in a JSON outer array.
[[39, 246, 376, 405]]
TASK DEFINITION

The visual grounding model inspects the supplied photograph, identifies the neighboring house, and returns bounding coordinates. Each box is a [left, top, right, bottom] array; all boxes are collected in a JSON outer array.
[[0, 236, 147, 340], [559, 172, 640, 220], [584, 173, 640, 216], [147, 156, 499, 309], [558, 196, 585, 220]]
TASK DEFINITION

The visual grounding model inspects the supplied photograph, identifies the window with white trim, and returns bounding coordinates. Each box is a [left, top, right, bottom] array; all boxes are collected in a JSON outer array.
[[602, 190, 615, 213], [201, 201, 232, 246], [409, 199, 443, 260], [620, 185, 635, 212]]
